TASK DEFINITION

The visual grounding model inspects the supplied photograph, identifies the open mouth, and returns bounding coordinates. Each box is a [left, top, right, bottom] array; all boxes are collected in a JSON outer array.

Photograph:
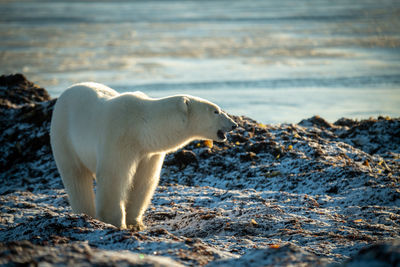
[[217, 130, 226, 140]]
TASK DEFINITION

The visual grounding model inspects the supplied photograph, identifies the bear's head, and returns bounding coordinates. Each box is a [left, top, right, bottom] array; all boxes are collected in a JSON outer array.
[[180, 95, 238, 142]]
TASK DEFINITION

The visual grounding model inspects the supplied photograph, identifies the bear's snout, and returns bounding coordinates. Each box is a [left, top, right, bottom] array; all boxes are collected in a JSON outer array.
[[214, 115, 237, 142], [224, 116, 237, 132]]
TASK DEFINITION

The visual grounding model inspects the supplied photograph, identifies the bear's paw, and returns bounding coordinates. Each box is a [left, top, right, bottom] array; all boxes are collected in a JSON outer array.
[[127, 221, 146, 232]]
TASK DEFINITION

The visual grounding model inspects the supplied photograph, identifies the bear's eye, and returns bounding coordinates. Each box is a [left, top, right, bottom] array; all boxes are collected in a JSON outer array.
[[214, 110, 220, 114]]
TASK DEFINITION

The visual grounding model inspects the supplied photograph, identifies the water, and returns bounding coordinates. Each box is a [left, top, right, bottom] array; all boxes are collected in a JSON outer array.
[[1, 0, 399, 123]]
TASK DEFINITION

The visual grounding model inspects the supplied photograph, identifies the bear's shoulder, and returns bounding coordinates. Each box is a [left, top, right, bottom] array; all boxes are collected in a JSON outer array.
[[130, 91, 149, 99]]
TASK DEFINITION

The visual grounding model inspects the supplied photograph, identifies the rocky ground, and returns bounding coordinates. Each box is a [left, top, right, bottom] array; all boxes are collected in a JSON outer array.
[[0, 74, 399, 266]]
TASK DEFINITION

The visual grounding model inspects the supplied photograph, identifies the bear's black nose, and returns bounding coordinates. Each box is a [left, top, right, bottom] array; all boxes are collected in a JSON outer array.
[[232, 124, 237, 130]]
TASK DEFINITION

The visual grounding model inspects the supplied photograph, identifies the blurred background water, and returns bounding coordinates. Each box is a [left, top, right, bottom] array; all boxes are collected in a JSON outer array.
[[1, 0, 399, 123]]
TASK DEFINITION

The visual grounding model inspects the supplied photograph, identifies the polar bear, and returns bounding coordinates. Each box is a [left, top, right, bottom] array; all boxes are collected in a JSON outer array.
[[50, 82, 237, 229]]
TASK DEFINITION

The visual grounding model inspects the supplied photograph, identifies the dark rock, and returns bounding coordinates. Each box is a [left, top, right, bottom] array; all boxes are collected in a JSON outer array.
[[334, 117, 358, 127], [240, 152, 258, 161], [229, 132, 249, 143], [326, 185, 339, 194], [165, 149, 198, 169], [246, 141, 285, 159], [199, 148, 214, 159], [271, 145, 285, 158], [247, 141, 270, 154], [0, 73, 51, 107], [340, 240, 400, 267], [299, 115, 334, 129]]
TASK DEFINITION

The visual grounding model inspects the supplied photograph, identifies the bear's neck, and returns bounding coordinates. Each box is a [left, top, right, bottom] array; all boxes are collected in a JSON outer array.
[[144, 126, 195, 154], [138, 110, 196, 154]]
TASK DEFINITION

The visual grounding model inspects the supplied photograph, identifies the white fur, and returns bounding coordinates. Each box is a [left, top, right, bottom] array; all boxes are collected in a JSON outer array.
[[50, 82, 237, 229]]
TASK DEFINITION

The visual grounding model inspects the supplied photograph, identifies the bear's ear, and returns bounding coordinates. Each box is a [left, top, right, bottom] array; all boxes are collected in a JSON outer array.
[[179, 96, 190, 114]]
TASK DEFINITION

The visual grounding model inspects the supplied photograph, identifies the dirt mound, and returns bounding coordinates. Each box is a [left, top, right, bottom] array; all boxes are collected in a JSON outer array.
[[0, 73, 51, 108]]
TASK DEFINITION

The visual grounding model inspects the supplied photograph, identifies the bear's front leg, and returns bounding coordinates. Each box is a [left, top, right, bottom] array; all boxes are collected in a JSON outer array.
[[126, 153, 165, 230], [95, 162, 136, 229]]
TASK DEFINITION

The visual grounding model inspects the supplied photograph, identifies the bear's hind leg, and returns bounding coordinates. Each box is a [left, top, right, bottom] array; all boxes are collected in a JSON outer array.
[[126, 153, 165, 230], [53, 146, 96, 218]]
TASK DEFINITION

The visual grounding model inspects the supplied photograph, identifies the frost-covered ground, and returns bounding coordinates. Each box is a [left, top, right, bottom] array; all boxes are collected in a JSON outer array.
[[1, 74, 399, 266]]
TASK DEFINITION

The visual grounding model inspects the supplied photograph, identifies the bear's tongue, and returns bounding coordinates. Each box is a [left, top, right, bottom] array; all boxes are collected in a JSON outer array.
[[217, 130, 225, 140]]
